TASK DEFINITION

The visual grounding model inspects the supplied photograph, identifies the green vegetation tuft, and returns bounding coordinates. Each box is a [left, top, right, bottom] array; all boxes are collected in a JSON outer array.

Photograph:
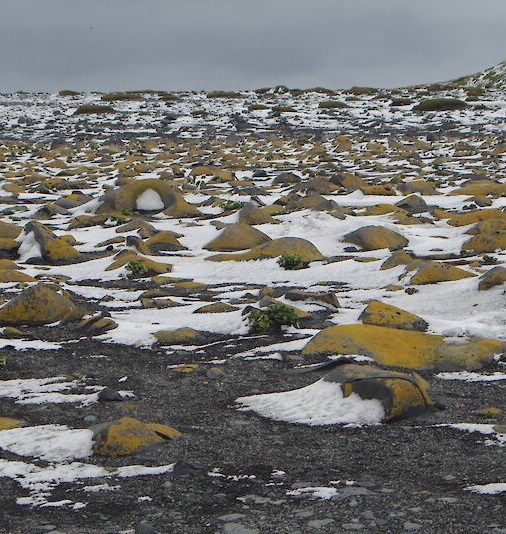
[[58, 90, 80, 97], [126, 260, 149, 278], [271, 105, 296, 113], [413, 98, 468, 112], [101, 92, 143, 102], [249, 303, 299, 332], [207, 91, 242, 99], [318, 100, 349, 109], [74, 104, 115, 115], [248, 103, 269, 111], [221, 200, 244, 211], [347, 86, 378, 96], [277, 253, 305, 270]]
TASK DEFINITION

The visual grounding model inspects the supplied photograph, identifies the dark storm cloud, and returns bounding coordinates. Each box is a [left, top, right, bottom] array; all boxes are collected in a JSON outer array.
[[1, 0, 506, 92]]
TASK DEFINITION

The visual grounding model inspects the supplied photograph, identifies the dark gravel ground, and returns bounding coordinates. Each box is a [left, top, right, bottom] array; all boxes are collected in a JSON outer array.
[[0, 330, 505, 534]]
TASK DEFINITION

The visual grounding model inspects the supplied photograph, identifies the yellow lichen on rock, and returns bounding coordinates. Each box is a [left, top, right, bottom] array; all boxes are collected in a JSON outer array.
[[207, 237, 323, 262], [462, 218, 506, 254], [359, 300, 428, 331], [0, 417, 26, 430], [478, 266, 506, 290], [204, 223, 271, 252], [92, 417, 180, 457], [410, 262, 475, 285], [21, 221, 80, 262], [154, 327, 200, 345], [302, 324, 504, 370], [343, 225, 408, 251], [0, 283, 83, 326]]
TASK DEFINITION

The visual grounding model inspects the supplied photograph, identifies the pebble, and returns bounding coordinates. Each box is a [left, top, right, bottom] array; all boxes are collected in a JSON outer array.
[[222, 523, 259, 534], [98, 387, 123, 402], [403, 521, 423, 532], [294, 510, 314, 519], [308, 519, 335, 529], [135, 521, 155, 534], [341, 522, 365, 530], [218, 514, 247, 522]]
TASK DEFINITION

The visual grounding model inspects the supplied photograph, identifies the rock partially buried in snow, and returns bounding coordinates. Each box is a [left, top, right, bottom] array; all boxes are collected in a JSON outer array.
[[0, 283, 83, 326], [302, 324, 504, 371], [478, 266, 506, 291], [154, 327, 200, 345], [359, 300, 428, 331], [410, 262, 474, 285], [91, 417, 180, 457], [207, 237, 323, 263], [324, 364, 437, 422], [342, 225, 408, 251], [204, 223, 271, 252]]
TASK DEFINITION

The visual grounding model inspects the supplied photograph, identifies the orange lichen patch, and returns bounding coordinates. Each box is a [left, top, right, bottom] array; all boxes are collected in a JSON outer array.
[[0, 221, 22, 239], [144, 231, 186, 253], [462, 218, 506, 254], [410, 262, 475, 285], [0, 417, 26, 430], [154, 327, 200, 345], [207, 237, 323, 263], [92, 417, 180, 457], [363, 204, 405, 216], [359, 300, 428, 331], [0, 270, 36, 283], [325, 364, 436, 421], [343, 225, 408, 251], [22, 221, 80, 262], [238, 203, 280, 225], [442, 209, 506, 227], [478, 266, 506, 290], [193, 302, 239, 313], [204, 224, 271, 252], [450, 179, 506, 198], [360, 184, 397, 196], [302, 324, 504, 370], [0, 283, 83, 326], [380, 250, 422, 271], [105, 251, 172, 274], [0, 238, 20, 252], [190, 165, 235, 182]]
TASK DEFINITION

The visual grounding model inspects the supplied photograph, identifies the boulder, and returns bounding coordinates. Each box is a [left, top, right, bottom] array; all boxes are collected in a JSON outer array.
[[324, 364, 437, 422], [207, 237, 323, 263], [359, 300, 428, 331], [154, 327, 200, 345], [343, 225, 408, 251], [238, 203, 280, 225], [91, 417, 180, 457], [204, 224, 271, 252], [302, 324, 504, 370], [0, 283, 83, 326], [18, 221, 80, 262], [478, 266, 506, 291], [462, 218, 506, 254], [410, 262, 474, 285]]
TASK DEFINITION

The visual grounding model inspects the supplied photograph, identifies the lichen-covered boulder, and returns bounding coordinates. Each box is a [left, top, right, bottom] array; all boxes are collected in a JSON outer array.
[[343, 225, 408, 251], [478, 266, 506, 291], [302, 324, 504, 370], [0, 221, 22, 239], [17, 221, 80, 262], [204, 223, 271, 252], [91, 417, 180, 457], [238, 203, 280, 225], [0, 417, 26, 430], [105, 251, 172, 275], [462, 218, 506, 254], [207, 237, 323, 263], [359, 300, 428, 331], [410, 262, 474, 285], [0, 283, 83, 326], [154, 327, 200, 345], [324, 364, 437, 422]]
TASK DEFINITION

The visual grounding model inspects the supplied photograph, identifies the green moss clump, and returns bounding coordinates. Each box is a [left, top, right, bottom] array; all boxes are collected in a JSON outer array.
[[101, 92, 142, 102], [413, 98, 468, 111], [159, 92, 179, 101], [318, 100, 349, 109], [390, 97, 413, 106], [277, 253, 305, 270], [126, 260, 149, 278], [59, 89, 80, 97], [249, 303, 299, 332], [248, 103, 269, 111], [347, 86, 378, 96], [207, 90, 242, 99], [74, 104, 115, 115], [306, 87, 336, 95], [271, 105, 296, 113]]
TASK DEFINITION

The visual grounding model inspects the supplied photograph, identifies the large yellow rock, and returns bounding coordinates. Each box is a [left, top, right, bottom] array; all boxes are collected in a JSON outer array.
[[325, 364, 436, 421], [204, 224, 271, 251], [92, 417, 180, 457], [0, 283, 83, 326], [478, 266, 506, 291], [343, 225, 408, 251], [0, 417, 26, 430], [0, 270, 36, 283], [450, 179, 506, 198], [20, 221, 80, 262], [207, 237, 323, 262], [105, 251, 172, 275], [442, 209, 506, 227], [145, 231, 186, 253], [0, 221, 22, 239], [154, 327, 200, 344], [238, 203, 280, 225], [359, 301, 428, 331], [462, 218, 506, 254], [410, 262, 475, 285], [302, 324, 504, 370]]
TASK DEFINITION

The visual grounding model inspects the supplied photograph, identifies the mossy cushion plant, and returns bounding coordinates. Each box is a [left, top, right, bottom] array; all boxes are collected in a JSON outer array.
[[277, 252, 305, 270], [413, 98, 468, 111], [318, 100, 349, 109], [207, 90, 242, 99], [74, 104, 115, 115], [249, 303, 299, 332], [101, 92, 142, 102]]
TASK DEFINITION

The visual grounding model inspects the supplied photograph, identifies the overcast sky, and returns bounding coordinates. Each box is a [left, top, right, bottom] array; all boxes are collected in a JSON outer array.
[[1, 0, 505, 93]]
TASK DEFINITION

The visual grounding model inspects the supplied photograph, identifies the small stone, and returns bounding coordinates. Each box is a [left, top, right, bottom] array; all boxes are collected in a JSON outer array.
[[218, 514, 247, 522], [308, 519, 335, 529], [172, 459, 208, 477], [223, 524, 259, 534], [135, 521, 155, 534], [98, 387, 123, 402], [403, 522, 423, 532]]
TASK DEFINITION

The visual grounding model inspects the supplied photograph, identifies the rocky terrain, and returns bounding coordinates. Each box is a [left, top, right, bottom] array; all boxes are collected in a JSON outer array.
[[0, 64, 506, 533]]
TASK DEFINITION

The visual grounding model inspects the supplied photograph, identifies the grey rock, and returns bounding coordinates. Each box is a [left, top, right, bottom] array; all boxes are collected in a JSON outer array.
[[308, 519, 335, 529], [97, 387, 123, 402], [135, 522, 155, 534], [223, 524, 259, 534], [403, 522, 423, 532], [218, 514, 247, 522], [341, 522, 365, 531]]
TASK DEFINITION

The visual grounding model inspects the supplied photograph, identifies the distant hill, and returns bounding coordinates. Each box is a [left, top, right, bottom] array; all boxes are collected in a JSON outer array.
[[451, 60, 506, 90]]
